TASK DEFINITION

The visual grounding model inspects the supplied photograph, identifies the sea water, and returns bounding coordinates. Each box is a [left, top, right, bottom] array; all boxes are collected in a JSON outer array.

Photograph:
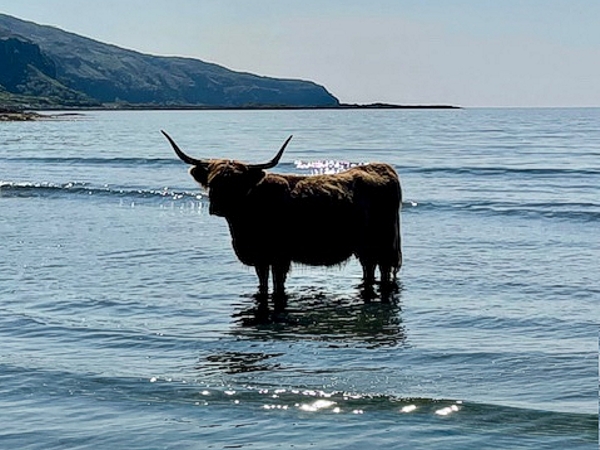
[[0, 108, 598, 449]]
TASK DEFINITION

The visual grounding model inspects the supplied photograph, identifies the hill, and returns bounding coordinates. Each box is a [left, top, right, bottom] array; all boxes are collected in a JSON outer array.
[[0, 13, 340, 109]]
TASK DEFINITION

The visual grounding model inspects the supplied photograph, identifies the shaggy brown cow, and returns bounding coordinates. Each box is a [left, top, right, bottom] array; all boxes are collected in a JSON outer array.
[[163, 131, 402, 297]]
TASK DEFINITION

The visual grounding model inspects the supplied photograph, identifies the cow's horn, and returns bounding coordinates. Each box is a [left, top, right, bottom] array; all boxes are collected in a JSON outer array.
[[161, 130, 208, 166], [248, 135, 293, 170]]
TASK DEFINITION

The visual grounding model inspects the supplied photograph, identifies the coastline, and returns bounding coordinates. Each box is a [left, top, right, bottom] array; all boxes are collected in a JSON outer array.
[[0, 110, 42, 121], [57, 102, 460, 111], [0, 103, 460, 120], [0, 110, 86, 121]]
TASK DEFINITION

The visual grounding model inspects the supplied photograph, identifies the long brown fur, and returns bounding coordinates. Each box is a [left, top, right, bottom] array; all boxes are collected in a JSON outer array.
[[166, 135, 402, 297]]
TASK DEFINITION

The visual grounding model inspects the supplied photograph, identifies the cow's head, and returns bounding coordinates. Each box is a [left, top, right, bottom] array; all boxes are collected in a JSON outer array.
[[162, 131, 292, 217]]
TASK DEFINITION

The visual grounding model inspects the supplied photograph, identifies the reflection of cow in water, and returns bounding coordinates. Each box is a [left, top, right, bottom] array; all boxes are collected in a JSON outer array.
[[163, 131, 402, 298]]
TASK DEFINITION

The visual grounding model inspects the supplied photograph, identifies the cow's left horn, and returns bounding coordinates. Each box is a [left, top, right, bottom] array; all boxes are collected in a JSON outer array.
[[248, 135, 293, 170], [161, 130, 208, 166]]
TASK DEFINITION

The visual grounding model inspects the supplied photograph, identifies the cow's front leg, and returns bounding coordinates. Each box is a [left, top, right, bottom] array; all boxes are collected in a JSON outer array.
[[255, 265, 269, 295], [272, 262, 290, 298]]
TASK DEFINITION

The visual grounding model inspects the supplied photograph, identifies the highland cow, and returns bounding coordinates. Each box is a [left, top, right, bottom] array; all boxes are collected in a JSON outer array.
[[163, 131, 402, 297]]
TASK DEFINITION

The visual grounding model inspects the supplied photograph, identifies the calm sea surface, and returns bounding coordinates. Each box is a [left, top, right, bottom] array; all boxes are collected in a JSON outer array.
[[0, 109, 598, 449]]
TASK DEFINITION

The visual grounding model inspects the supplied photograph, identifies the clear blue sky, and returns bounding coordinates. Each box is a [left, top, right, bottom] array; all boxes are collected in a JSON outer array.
[[1, 0, 599, 107]]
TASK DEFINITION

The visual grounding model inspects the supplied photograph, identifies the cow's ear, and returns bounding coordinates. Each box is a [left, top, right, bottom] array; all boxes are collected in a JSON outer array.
[[189, 165, 209, 187]]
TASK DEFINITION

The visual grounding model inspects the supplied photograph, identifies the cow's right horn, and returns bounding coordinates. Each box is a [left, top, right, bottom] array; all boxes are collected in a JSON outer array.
[[162, 130, 208, 166], [248, 135, 293, 170]]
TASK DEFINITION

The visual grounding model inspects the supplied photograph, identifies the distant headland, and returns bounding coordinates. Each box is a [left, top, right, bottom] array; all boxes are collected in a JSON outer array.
[[0, 14, 459, 112], [0, 13, 337, 110]]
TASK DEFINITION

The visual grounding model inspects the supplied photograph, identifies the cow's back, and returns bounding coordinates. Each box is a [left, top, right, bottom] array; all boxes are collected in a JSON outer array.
[[284, 163, 401, 266]]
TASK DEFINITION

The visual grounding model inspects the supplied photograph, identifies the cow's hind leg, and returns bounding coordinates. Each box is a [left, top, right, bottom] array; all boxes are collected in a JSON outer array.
[[378, 212, 402, 289], [378, 263, 398, 301], [379, 246, 401, 285], [377, 237, 401, 298], [360, 260, 376, 286], [379, 264, 392, 285]]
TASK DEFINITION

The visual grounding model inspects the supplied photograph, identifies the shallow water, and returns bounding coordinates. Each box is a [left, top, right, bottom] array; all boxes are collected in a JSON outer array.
[[1, 108, 598, 449]]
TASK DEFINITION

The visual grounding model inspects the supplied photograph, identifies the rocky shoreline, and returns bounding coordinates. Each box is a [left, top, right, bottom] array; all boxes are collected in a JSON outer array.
[[0, 103, 460, 121], [0, 109, 42, 121], [0, 109, 85, 121]]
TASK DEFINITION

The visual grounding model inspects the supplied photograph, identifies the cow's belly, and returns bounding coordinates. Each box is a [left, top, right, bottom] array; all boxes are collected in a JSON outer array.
[[288, 215, 356, 266], [291, 245, 354, 266]]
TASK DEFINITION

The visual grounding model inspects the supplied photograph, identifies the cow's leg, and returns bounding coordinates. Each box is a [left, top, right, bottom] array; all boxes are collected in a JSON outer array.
[[378, 214, 401, 288], [360, 260, 376, 286], [379, 264, 395, 302], [393, 250, 402, 281], [255, 265, 269, 295], [272, 262, 290, 298], [380, 264, 392, 285]]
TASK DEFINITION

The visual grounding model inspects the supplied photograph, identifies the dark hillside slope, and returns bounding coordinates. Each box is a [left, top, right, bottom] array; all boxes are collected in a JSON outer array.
[[0, 14, 339, 108], [0, 33, 98, 107]]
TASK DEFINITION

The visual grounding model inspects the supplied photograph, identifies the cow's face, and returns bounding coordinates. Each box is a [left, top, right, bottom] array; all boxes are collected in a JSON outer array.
[[191, 161, 264, 217], [162, 130, 292, 216]]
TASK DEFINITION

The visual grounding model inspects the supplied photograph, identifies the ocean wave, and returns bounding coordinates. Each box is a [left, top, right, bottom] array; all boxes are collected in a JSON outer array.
[[0, 156, 179, 167], [0, 179, 414, 212], [404, 199, 600, 222], [290, 160, 600, 177], [2, 181, 597, 222], [0, 181, 203, 202], [1, 362, 595, 440], [400, 166, 600, 177], [5, 156, 598, 179], [3, 157, 368, 174]]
